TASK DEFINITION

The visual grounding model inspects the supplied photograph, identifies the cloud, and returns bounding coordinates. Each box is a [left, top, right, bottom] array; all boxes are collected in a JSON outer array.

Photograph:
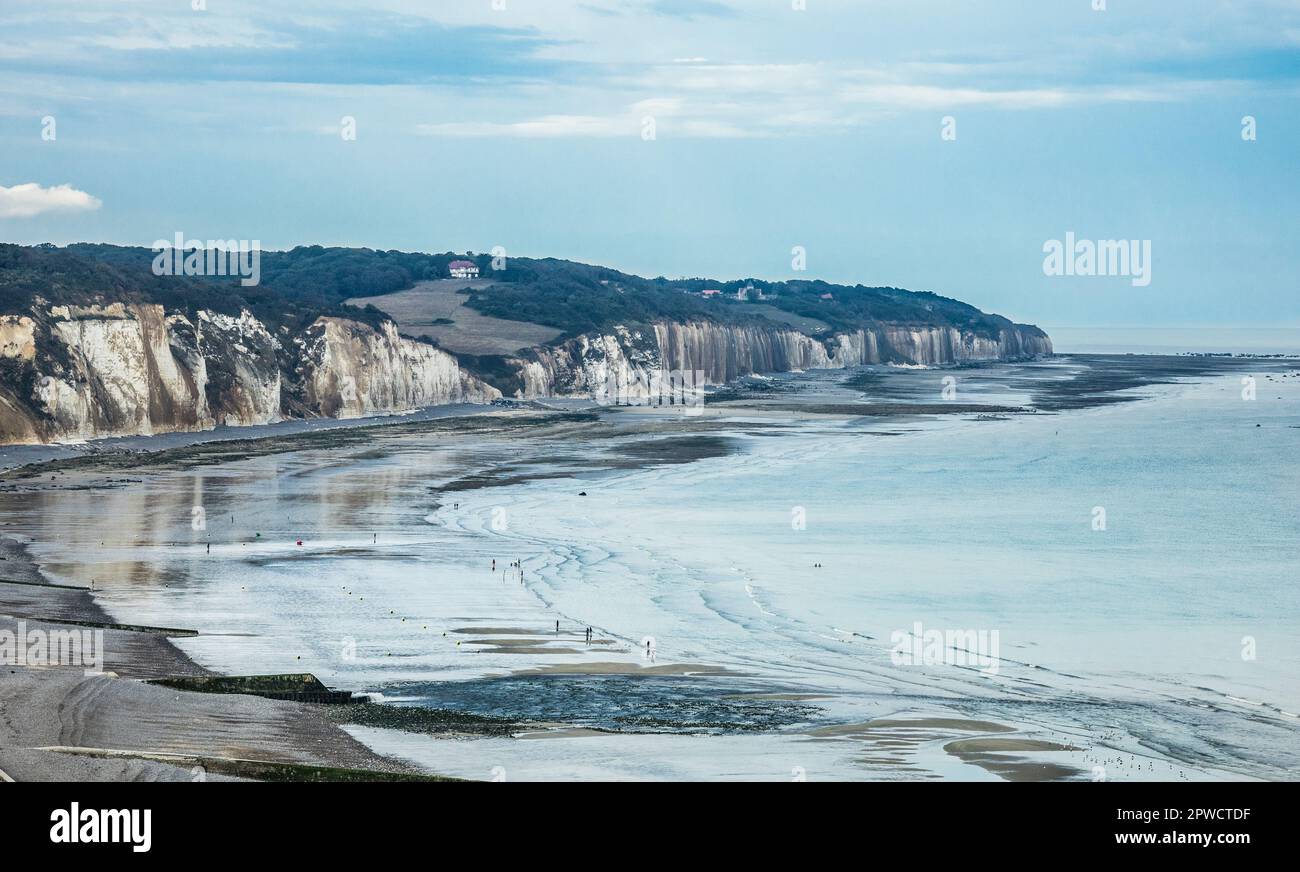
[[419, 114, 638, 138], [415, 62, 1191, 140], [0, 183, 102, 219], [3, 0, 1296, 147], [644, 0, 736, 20], [0, 9, 562, 86]]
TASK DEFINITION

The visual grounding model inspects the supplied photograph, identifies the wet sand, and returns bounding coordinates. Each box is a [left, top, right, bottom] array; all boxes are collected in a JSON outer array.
[[805, 717, 1083, 781], [2, 353, 1290, 781], [0, 537, 439, 782], [0, 407, 753, 781]]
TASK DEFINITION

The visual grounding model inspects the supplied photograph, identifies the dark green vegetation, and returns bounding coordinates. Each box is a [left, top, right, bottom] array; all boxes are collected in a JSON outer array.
[[0, 243, 390, 335], [1, 243, 1045, 345], [149, 673, 355, 704], [333, 702, 521, 737], [192, 758, 462, 782], [460, 262, 1033, 341]]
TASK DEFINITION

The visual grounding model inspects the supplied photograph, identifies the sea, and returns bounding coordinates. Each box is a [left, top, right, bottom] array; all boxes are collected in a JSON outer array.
[[4, 342, 1297, 781]]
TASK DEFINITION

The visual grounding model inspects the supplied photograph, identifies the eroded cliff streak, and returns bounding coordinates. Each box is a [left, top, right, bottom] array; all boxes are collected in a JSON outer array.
[[300, 317, 499, 418], [509, 321, 1052, 399], [0, 305, 1047, 444], [0, 304, 497, 444]]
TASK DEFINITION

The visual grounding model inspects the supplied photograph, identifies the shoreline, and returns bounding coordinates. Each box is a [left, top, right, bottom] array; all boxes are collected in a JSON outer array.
[[0, 403, 570, 475], [6, 350, 1285, 475], [2, 354, 1292, 781], [0, 402, 712, 782], [0, 533, 447, 781]]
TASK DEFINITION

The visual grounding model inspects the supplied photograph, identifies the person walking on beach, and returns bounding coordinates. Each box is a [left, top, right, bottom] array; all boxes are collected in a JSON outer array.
[[556, 619, 560, 634], [492, 559, 496, 573]]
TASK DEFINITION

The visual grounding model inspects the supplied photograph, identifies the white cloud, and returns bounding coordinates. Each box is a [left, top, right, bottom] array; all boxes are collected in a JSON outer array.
[[415, 62, 1191, 140], [0, 182, 102, 219], [419, 114, 638, 138]]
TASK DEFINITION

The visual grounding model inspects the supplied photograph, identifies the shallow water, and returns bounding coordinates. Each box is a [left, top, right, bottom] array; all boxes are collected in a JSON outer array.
[[5, 355, 1297, 781]]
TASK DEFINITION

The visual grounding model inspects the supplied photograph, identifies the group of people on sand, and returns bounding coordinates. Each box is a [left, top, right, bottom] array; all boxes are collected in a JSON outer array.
[[490, 558, 600, 645], [557, 621, 597, 644], [493, 558, 525, 584]]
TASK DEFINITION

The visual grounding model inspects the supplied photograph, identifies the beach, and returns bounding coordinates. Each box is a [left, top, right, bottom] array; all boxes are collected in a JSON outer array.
[[2, 354, 1297, 781], [0, 539, 434, 781]]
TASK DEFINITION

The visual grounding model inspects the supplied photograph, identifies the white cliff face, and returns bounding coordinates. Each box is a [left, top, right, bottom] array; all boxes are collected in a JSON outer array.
[[301, 317, 500, 419], [0, 306, 498, 445], [7, 304, 280, 442], [35, 304, 213, 441], [195, 309, 281, 428], [655, 322, 836, 380], [521, 327, 660, 399], [0, 297, 1047, 444], [510, 321, 1051, 399]]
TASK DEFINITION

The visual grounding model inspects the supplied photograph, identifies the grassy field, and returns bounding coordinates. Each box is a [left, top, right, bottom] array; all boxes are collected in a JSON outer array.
[[348, 279, 562, 355], [729, 302, 832, 335]]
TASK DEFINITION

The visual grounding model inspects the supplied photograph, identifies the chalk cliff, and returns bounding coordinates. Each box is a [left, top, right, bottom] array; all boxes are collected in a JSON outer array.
[[0, 303, 497, 444], [0, 244, 1051, 444], [507, 321, 1052, 399]]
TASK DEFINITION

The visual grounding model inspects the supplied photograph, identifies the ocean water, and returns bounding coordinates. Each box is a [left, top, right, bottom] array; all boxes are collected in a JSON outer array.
[[5, 356, 1298, 781], [1048, 326, 1300, 356]]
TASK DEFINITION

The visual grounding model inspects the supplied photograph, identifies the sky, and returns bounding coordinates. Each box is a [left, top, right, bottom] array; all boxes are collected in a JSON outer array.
[[0, 0, 1297, 333]]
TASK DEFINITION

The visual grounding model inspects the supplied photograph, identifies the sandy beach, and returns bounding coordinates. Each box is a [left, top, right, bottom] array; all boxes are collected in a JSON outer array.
[[0, 405, 746, 781], [2, 355, 1296, 782], [0, 537, 443, 781]]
